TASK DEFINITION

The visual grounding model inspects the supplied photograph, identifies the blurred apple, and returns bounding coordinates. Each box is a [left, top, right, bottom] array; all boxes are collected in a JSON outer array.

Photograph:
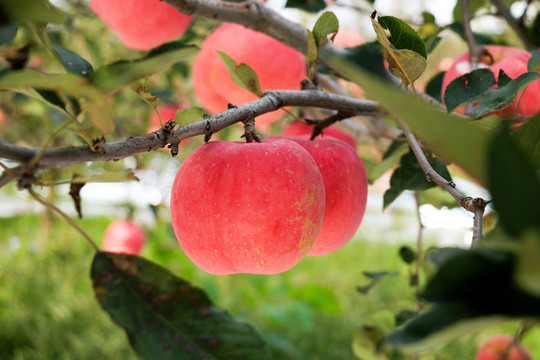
[[102, 220, 145, 255], [475, 334, 532, 360]]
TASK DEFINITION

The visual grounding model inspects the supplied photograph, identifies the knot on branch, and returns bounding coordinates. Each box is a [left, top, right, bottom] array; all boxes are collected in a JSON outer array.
[[307, 111, 355, 141], [241, 114, 261, 143], [300, 79, 320, 91], [461, 197, 488, 212], [204, 120, 213, 143]]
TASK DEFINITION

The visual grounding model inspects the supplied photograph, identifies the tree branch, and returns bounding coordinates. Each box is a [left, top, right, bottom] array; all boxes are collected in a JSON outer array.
[[0, 89, 382, 187], [490, 0, 536, 50]]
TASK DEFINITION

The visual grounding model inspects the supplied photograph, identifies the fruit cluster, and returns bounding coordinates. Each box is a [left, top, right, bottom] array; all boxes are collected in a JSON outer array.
[[170, 126, 368, 275]]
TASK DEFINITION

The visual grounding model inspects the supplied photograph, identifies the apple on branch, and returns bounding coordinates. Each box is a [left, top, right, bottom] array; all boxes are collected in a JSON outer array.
[[102, 220, 146, 255], [192, 23, 306, 126], [442, 45, 540, 118], [90, 0, 193, 50], [170, 138, 325, 275], [475, 334, 532, 360]]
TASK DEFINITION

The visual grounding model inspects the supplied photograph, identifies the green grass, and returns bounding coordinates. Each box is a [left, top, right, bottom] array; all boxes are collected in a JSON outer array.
[[1, 213, 539, 359]]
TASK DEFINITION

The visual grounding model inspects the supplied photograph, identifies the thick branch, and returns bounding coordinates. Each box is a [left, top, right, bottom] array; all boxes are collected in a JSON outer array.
[[0, 90, 381, 182]]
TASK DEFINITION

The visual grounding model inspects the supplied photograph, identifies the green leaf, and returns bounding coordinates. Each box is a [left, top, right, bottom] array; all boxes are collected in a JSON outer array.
[[0, 70, 113, 133], [0, 0, 65, 23], [175, 107, 210, 128], [91, 252, 270, 360], [90, 43, 197, 95], [0, 23, 18, 45], [132, 79, 160, 108], [377, 16, 427, 58], [371, 14, 426, 87], [285, 0, 326, 13], [528, 49, 540, 72], [487, 129, 540, 237], [515, 231, 540, 297], [52, 43, 94, 77], [513, 114, 540, 170], [443, 68, 496, 113], [367, 142, 409, 182], [217, 51, 263, 97], [306, 29, 318, 76], [312, 11, 339, 48], [343, 41, 390, 81], [399, 246, 415, 264], [70, 170, 139, 183], [383, 150, 452, 209], [329, 57, 492, 185], [471, 72, 540, 117], [357, 271, 398, 295]]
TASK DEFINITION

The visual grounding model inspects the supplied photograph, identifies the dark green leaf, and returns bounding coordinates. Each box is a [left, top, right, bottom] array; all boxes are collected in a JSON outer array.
[[443, 68, 496, 113], [52, 43, 93, 77], [312, 11, 339, 48], [35, 89, 66, 110], [513, 114, 540, 170], [90, 43, 197, 95], [528, 48, 540, 72], [377, 16, 427, 59], [398, 246, 415, 264], [91, 252, 270, 360], [497, 69, 512, 87], [487, 129, 540, 237], [383, 151, 452, 209], [285, 0, 326, 13], [343, 41, 389, 82], [0, 23, 17, 45], [69, 175, 85, 219], [0, 0, 65, 23], [471, 72, 540, 117]]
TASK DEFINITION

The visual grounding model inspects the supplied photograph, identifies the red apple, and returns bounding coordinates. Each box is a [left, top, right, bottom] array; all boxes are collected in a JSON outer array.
[[148, 105, 182, 133], [90, 0, 193, 50], [102, 220, 146, 255], [475, 334, 532, 360], [442, 45, 540, 118], [192, 23, 306, 126], [169, 139, 325, 275], [282, 121, 357, 149], [267, 135, 368, 256]]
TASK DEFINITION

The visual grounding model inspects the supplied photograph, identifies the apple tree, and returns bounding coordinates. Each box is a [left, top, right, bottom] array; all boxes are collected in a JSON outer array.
[[1, 0, 540, 358]]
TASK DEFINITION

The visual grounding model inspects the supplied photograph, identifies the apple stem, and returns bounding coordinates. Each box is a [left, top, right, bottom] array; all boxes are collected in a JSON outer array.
[[241, 114, 262, 143]]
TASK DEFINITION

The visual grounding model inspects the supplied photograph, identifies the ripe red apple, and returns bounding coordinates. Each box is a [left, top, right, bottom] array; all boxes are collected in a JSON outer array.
[[170, 139, 325, 275], [475, 334, 532, 360], [282, 121, 357, 149], [102, 220, 146, 255], [441, 45, 540, 118], [267, 135, 368, 256], [90, 0, 193, 50], [192, 23, 306, 126]]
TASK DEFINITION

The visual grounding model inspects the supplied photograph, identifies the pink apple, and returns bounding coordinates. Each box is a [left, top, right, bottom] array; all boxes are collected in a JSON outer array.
[[170, 139, 325, 275], [267, 135, 368, 256], [475, 334, 532, 360], [102, 220, 146, 255], [90, 0, 193, 50], [442, 45, 540, 118], [192, 23, 306, 126], [281, 121, 357, 149]]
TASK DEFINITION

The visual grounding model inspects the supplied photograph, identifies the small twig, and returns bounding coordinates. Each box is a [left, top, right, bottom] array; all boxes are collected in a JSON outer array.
[[27, 186, 100, 252], [491, 0, 536, 50], [241, 114, 261, 143], [305, 111, 355, 141], [471, 198, 486, 248]]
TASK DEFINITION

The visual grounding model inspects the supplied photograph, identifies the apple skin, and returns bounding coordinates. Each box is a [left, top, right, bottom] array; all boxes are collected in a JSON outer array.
[[102, 220, 146, 255], [170, 139, 325, 275], [282, 121, 357, 149], [475, 334, 532, 360], [192, 23, 306, 126], [442, 45, 540, 118], [90, 0, 193, 50], [267, 135, 368, 256]]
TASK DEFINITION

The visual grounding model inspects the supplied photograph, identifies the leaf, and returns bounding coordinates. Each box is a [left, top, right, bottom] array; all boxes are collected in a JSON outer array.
[[527, 48, 540, 72], [515, 231, 540, 297], [70, 170, 139, 183], [91, 252, 270, 360], [0, 70, 113, 133], [377, 16, 427, 58], [52, 43, 94, 77], [357, 271, 399, 295], [487, 129, 540, 237], [371, 14, 426, 88], [69, 174, 85, 219], [175, 107, 210, 128], [0, 23, 18, 45], [399, 246, 415, 264], [329, 57, 492, 185], [1, 0, 65, 23], [90, 43, 197, 95], [312, 11, 339, 48], [367, 142, 409, 182], [132, 79, 160, 108], [343, 41, 390, 81], [471, 72, 540, 117], [513, 114, 540, 170], [217, 51, 263, 97], [305, 29, 318, 77], [383, 150, 452, 209], [285, 0, 327, 13], [443, 68, 496, 113]]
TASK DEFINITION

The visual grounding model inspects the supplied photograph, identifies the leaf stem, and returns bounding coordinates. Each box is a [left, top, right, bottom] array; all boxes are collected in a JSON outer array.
[[27, 186, 100, 252]]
